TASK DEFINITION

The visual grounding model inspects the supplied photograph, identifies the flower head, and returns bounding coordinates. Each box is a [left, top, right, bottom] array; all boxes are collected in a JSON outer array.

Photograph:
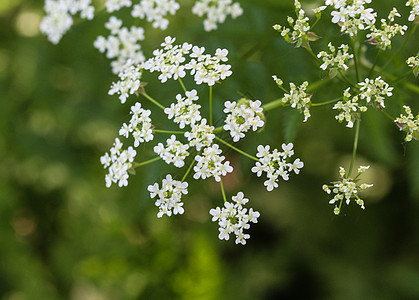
[[210, 192, 260, 245], [148, 174, 188, 218]]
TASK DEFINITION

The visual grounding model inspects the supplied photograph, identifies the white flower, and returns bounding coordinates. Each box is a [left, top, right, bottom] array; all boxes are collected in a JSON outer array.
[[328, 0, 377, 36], [100, 138, 136, 188], [109, 61, 143, 103], [223, 99, 264, 142], [148, 174, 188, 218], [105, 0, 132, 12], [333, 88, 368, 128], [185, 46, 233, 86], [192, 0, 243, 31], [193, 144, 233, 182], [210, 192, 259, 245], [323, 165, 373, 214], [94, 17, 145, 74], [40, 0, 95, 44], [317, 43, 353, 71], [366, 8, 407, 50], [406, 0, 419, 22], [131, 0, 180, 30], [143, 36, 192, 83], [164, 90, 202, 128], [184, 119, 215, 151], [251, 143, 304, 191], [282, 81, 312, 122], [154, 135, 189, 168], [394, 105, 419, 142], [358, 76, 393, 108]]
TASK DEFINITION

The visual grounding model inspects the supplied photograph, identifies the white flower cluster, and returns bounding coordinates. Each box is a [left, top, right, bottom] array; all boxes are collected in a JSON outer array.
[[143, 36, 192, 83], [165, 90, 201, 129], [273, 0, 311, 47], [327, 0, 377, 36], [119, 103, 154, 147], [282, 81, 312, 122], [132, 0, 180, 30], [144, 36, 232, 86], [323, 166, 373, 215], [366, 8, 407, 50], [94, 17, 145, 74], [333, 88, 367, 128], [192, 0, 243, 31], [40, 0, 94, 44], [210, 192, 260, 245], [185, 46, 232, 86], [406, 55, 419, 77], [100, 138, 136, 187], [407, 55, 419, 68], [184, 119, 215, 151], [223, 99, 264, 142], [148, 174, 188, 218], [406, 0, 419, 22], [317, 43, 353, 71], [105, 0, 132, 12], [358, 76, 393, 108], [251, 144, 304, 191], [395, 105, 419, 142], [109, 62, 143, 103], [194, 144, 233, 182], [154, 135, 190, 168]]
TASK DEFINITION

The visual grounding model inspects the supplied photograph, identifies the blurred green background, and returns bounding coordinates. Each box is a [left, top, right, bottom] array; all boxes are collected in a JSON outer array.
[[1, 0, 419, 299]]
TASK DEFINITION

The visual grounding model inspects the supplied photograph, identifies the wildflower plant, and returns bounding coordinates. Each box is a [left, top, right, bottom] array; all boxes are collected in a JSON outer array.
[[41, 0, 419, 245]]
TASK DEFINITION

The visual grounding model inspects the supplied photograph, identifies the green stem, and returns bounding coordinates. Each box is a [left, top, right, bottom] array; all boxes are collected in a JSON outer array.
[[209, 86, 213, 126], [142, 92, 165, 110], [220, 178, 227, 203], [214, 136, 259, 162], [338, 70, 357, 88], [261, 97, 285, 111], [213, 126, 224, 134], [132, 156, 161, 168], [381, 109, 394, 121], [367, 49, 381, 78], [181, 159, 196, 182], [382, 23, 418, 71], [391, 69, 413, 84], [154, 129, 185, 134], [351, 38, 361, 82], [178, 78, 187, 93], [311, 96, 342, 107], [306, 77, 332, 93], [348, 118, 360, 178], [306, 47, 321, 63]]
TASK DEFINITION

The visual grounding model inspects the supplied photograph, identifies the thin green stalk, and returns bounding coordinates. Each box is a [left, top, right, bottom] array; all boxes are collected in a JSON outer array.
[[154, 129, 185, 134], [133, 156, 161, 168], [311, 97, 342, 107], [209, 86, 213, 126], [367, 49, 381, 78], [351, 38, 361, 82], [381, 109, 394, 121], [181, 159, 196, 182], [338, 70, 357, 88], [220, 178, 227, 203], [348, 118, 360, 177], [178, 78, 187, 93], [261, 97, 285, 111], [391, 69, 413, 84], [306, 47, 321, 63], [142, 92, 165, 110], [382, 23, 418, 71], [214, 136, 259, 162]]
